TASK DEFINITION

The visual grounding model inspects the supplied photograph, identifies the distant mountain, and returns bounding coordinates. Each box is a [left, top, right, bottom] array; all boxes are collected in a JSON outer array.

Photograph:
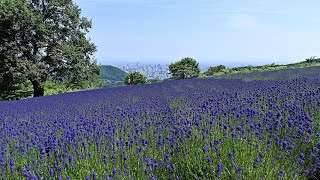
[[100, 65, 127, 82]]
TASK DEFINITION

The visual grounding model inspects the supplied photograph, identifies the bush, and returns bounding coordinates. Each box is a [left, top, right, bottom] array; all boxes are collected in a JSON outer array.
[[205, 65, 227, 76]]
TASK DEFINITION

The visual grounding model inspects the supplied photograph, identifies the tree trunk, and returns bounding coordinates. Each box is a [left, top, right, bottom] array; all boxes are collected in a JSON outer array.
[[30, 79, 44, 97]]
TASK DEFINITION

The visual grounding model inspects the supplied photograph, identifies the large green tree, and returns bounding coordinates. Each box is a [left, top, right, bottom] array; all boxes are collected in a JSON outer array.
[[169, 57, 201, 79], [0, 0, 99, 100]]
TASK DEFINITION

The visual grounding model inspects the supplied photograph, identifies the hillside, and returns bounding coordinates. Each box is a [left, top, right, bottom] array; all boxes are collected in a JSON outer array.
[[1, 67, 319, 179], [204, 59, 320, 76], [100, 65, 127, 82], [213, 65, 320, 81]]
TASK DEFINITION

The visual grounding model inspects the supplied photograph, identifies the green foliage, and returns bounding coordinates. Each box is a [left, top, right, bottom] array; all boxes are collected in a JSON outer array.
[[169, 57, 201, 79], [305, 56, 320, 63], [148, 78, 162, 84], [205, 59, 320, 77], [0, 0, 98, 100], [66, 67, 107, 90], [42, 79, 72, 95], [100, 65, 127, 82], [0, 77, 106, 100], [205, 65, 226, 76], [124, 71, 148, 85], [44, 75, 106, 95], [0, 81, 33, 101]]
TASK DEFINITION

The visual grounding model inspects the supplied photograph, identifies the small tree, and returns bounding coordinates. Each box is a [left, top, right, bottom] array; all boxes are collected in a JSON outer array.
[[205, 65, 226, 76], [124, 72, 148, 85], [169, 57, 201, 79]]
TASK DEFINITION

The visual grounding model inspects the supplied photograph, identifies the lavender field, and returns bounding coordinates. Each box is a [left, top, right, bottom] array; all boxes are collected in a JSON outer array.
[[1, 67, 320, 179]]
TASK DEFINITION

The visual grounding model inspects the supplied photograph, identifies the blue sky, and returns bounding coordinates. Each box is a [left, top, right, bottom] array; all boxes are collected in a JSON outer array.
[[74, 0, 320, 66]]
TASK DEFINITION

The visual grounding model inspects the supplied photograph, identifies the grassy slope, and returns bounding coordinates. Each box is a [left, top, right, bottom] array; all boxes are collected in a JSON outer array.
[[204, 61, 320, 77]]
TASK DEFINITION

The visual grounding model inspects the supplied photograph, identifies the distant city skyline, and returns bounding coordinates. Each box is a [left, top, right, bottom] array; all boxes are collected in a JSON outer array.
[[74, 0, 320, 65], [97, 57, 300, 68]]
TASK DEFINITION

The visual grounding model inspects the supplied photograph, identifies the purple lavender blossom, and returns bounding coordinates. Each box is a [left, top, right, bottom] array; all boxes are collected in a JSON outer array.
[[236, 166, 243, 174], [216, 163, 224, 176]]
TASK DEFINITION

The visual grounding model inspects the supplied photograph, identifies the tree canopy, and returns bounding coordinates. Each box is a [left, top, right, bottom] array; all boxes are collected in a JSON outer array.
[[124, 72, 148, 85], [305, 56, 320, 63], [205, 65, 226, 76], [169, 57, 201, 79], [0, 0, 99, 100]]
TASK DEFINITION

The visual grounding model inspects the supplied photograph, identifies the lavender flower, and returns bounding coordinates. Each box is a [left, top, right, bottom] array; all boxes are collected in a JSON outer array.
[[228, 152, 235, 161], [216, 163, 224, 176], [236, 166, 243, 174]]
